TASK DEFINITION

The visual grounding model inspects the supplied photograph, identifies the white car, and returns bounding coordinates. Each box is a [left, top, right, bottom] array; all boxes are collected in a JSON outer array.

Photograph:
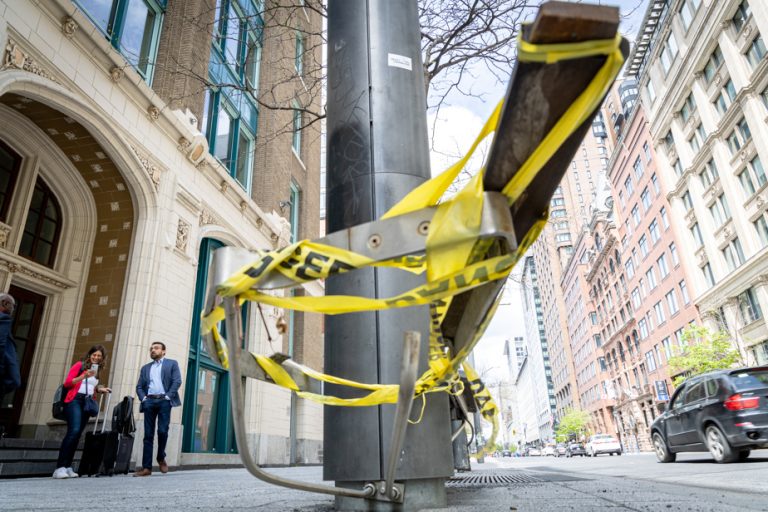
[[543, 445, 556, 456], [586, 434, 622, 457]]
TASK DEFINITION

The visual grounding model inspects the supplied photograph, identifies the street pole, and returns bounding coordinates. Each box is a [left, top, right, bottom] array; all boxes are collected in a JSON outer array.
[[325, 1, 453, 509]]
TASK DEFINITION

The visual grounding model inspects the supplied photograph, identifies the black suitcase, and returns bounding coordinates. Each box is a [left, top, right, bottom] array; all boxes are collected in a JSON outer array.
[[77, 393, 112, 477], [113, 434, 134, 474]]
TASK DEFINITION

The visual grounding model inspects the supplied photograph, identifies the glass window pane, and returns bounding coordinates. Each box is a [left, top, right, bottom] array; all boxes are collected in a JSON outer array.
[[194, 368, 219, 452], [214, 106, 233, 167], [235, 130, 252, 188], [35, 242, 52, 265], [224, 5, 242, 71], [41, 219, 57, 242], [77, 0, 115, 35], [120, 0, 155, 74]]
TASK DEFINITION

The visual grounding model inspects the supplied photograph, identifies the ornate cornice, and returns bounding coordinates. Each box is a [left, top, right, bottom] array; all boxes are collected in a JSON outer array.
[[3, 39, 61, 85], [0, 255, 76, 289], [129, 145, 162, 189], [199, 208, 219, 227]]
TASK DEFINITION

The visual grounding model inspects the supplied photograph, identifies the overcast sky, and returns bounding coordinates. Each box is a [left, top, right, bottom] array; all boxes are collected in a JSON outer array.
[[426, 0, 650, 385]]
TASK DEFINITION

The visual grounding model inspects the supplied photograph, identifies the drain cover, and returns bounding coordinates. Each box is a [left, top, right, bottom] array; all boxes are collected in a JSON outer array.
[[447, 472, 541, 488]]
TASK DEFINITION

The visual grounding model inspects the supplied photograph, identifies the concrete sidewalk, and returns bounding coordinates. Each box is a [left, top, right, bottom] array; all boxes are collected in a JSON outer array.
[[0, 458, 762, 511]]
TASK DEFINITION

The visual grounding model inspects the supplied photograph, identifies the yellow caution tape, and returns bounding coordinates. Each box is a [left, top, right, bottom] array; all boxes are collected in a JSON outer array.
[[201, 31, 624, 439], [464, 361, 500, 458]]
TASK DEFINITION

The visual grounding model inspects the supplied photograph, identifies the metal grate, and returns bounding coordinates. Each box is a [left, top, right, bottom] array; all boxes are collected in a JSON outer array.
[[447, 472, 541, 488]]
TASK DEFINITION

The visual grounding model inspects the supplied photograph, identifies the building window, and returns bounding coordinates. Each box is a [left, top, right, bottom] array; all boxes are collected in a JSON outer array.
[[646, 350, 657, 372], [680, 92, 697, 123], [682, 190, 693, 210], [19, 178, 62, 268], [722, 237, 746, 271], [714, 79, 737, 115], [658, 253, 669, 278], [699, 159, 719, 188], [762, 85, 768, 110], [205, 0, 262, 193], [660, 207, 670, 230], [649, 219, 661, 244], [646, 80, 656, 104], [732, 0, 751, 32], [295, 31, 305, 76], [639, 318, 649, 339], [690, 222, 704, 247], [660, 32, 679, 74], [641, 187, 652, 211], [643, 141, 652, 161], [670, 242, 679, 266], [75, 0, 164, 81], [738, 287, 763, 324], [666, 289, 680, 315], [654, 301, 666, 325], [625, 175, 634, 196], [702, 262, 715, 288], [632, 205, 641, 226], [727, 118, 752, 156], [292, 103, 302, 156], [703, 46, 723, 84], [679, 0, 701, 30], [754, 214, 768, 247], [738, 168, 756, 197], [646, 267, 658, 290], [634, 157, 644, 178], [709, 193, 731, 228], [289, 182, 301, 242], [745, 35, 766, 69], [625, 259, 635, 279], [0, 140, 21, 222], [639, 234, 649, 258], [673, 158, 684, 177], [631, 287, 641, 308], [680, 280, 691, 304], [690, 123, 706, 154]]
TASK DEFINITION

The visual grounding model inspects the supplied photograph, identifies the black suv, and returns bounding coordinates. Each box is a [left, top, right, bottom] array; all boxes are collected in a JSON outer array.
[[650, 367, 768, 463]]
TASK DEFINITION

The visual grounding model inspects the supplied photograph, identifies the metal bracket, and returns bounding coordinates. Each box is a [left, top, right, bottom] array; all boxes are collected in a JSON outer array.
[[206, 191, 516, 291], [364, 481, 406, 503]]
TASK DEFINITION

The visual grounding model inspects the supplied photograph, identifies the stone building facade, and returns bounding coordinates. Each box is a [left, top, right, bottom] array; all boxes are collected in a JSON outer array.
[[630, 0, 768, 366], [0, 0, 323, 469]]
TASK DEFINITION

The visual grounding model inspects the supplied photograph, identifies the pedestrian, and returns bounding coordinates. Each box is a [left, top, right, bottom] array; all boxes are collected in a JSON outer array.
[[53, 345, 111, 479], [0, 293, 20, 400], [134, 341, 182, 477]]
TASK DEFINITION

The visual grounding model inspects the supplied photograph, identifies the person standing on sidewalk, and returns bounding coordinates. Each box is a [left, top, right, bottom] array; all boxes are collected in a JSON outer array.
[[134, 342, 181, 477], [53, 345, 111, 479], [0, 293, 20, 400]]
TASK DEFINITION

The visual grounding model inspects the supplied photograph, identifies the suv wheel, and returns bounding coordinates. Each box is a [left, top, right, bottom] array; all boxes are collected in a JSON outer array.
[[705, 425, 737, 463], [738, 450, 750, 461], [652, 432, 676, 463]]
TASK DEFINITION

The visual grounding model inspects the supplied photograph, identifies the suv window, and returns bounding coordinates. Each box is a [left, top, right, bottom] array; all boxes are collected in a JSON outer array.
[[730, 370, 768, 391], [670, 386, 687, 409], [683, 382, 706, 404], [705, 378, 720, 397]]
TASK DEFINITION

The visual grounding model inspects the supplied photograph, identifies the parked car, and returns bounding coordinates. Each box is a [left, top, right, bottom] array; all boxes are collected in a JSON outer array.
[[543, 445, 556, 456], [502, 449, 512, 457], [527, 447, 541, 456], [650, 366, 768, 464], [586, 434, 622, 457], [555, 443, 567, 457], [566, 442, 586, 457]]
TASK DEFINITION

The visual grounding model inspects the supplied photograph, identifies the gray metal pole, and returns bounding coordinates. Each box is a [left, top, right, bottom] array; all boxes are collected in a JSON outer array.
[[325, 0, 452, 509]]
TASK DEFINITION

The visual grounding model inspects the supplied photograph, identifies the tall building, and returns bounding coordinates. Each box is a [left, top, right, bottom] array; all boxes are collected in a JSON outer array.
[[530, 92, 615, 421], [628, 0, 768, 365], [519, 256, 556, 443], [0, 0, 323, 471]]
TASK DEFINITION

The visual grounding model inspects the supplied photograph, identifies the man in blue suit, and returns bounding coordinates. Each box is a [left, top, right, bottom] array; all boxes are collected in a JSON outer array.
[[0, 293, 20, 400], [134, 341, 182, 476]]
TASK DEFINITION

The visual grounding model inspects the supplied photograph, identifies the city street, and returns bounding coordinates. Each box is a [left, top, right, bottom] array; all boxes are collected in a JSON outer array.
[[1, 451, 766, 511]]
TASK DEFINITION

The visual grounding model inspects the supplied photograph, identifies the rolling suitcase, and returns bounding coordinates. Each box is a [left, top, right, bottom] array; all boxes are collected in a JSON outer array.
[[77, 392, 112, 477], [101, 430, 134, 475]]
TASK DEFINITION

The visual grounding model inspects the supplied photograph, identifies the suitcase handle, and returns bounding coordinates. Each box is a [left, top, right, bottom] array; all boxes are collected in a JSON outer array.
[[92, 391, 113, 434]]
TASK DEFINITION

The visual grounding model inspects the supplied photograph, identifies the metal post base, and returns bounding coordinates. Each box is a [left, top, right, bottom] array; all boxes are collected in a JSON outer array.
[[335, 478, 447, 511]]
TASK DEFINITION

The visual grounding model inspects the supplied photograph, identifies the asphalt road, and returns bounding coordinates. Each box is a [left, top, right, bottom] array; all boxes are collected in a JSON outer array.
[[1, 451, 766, 511]]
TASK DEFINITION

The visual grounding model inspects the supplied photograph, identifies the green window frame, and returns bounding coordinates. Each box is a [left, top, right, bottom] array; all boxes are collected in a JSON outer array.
[[205, 0, 263, 194], [292, 102, 302, 156], [74, 0, 164, 82], [182, 238, 244, 454]]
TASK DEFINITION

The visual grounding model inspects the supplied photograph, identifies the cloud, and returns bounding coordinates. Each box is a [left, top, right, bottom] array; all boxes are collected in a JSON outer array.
[[427, 105, 489, 179]]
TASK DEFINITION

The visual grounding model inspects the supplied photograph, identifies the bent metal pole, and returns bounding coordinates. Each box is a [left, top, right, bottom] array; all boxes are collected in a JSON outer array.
[[325, 0, 453, 509]]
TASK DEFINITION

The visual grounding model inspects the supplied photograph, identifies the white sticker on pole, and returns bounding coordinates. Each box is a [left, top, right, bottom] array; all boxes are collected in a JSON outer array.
[[388, 53, 412, 71]]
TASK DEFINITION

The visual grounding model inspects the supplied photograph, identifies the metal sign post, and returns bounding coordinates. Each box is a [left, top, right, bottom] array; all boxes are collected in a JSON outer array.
[[324, 0, 453, 509]]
